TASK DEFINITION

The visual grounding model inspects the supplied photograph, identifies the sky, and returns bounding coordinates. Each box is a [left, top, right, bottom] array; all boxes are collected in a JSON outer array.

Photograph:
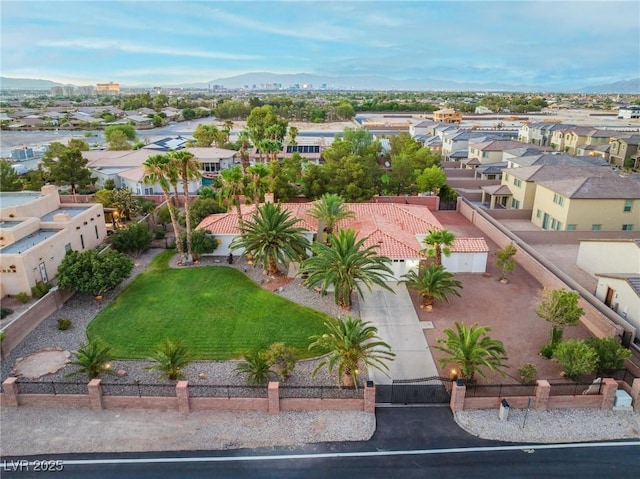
[[1, 0, 639, 89]]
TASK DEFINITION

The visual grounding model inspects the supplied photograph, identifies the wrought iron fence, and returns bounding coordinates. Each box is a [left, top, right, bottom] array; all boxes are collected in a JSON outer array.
[[609, 368, 638, 387], [548, 382, 600, 396], [189, 384, 268, 398], [464, 383, 537, 398], [100, 382, 176, 397], [279, 385, 364, 399], [16, 380, 88, 395]]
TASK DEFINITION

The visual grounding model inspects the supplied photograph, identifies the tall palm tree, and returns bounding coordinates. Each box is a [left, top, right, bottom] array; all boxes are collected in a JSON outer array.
[[307, 193, 355, 243], [401, 264, 462, 310], [142, 154, 185, 262], [422, 229, 456, 266], [237, 129, 251, 172], [230, 202, 310, 276], [169, 150, 202, 264], [299, 229, 395, 310], [246, 163, 270, 204], [223, 119, 234, 134], [434, 322, 508, 381], [309, 316, 395, 389], [220, 165, 246, 218]]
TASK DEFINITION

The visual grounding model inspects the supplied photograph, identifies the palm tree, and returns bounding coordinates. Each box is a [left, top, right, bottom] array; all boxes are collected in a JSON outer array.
[[307, 193, 355, 243], [434, 322, 508, 381], [223, 119, 234, 134], [401, 264, 463, 310], [230, 202, 310, 276], [235, 351, 274, 385], [237, 129, 251, 172], [246, 163, 270, 204], [67, 340, 114, 380], [146, 339, 192, 380], [220, 165, 246, 218], [143, 154, 185, 263], [421, 229, 456, 266], [169, 150, 202, 264], [299, 229, 395, 310], [287, 125, 299, 146], [309, 316, 395, 389]]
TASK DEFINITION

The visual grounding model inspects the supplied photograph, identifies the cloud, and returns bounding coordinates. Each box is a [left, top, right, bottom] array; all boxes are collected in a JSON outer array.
[[36, 39, 260, 61]]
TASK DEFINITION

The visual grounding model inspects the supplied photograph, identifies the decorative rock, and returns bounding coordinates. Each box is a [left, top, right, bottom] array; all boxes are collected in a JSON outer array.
[[198, 373, 207, 380], [117, 369, 127, 378]]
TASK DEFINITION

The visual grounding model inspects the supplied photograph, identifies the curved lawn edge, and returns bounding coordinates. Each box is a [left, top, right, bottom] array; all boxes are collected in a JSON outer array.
[[87, 251, 332, 360]]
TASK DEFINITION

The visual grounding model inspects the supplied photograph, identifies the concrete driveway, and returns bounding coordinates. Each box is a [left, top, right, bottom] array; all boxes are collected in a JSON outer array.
[[359, 283, 439, 384]]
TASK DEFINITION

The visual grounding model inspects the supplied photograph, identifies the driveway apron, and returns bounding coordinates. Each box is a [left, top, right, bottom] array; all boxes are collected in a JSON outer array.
[[359, 283, 439, 385]]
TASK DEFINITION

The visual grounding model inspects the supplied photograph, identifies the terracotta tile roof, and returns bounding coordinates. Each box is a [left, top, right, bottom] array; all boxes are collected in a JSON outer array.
[[197, 202, 489, 258]]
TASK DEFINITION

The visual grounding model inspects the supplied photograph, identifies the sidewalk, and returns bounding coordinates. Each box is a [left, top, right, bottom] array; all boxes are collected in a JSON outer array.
[[359, 283, 439, 384]]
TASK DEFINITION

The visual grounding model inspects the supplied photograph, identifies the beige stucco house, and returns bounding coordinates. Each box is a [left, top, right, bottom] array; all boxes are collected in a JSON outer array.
[[0, 185, 107, 297]]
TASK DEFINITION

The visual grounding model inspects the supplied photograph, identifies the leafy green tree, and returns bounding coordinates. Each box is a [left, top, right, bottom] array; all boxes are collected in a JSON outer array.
[[142, 155, 185, 261], [193, 124, 219, 147], [496, 243, 517, 281], [42, 147, 94, 195], [231, 202, 310, 276], [434, 322, 508, 381], [416, 165, 446, 194], [57, 249, 134, 296], [438, 184, 458, 202], [103, 178, 116, 190], [67, 138, 90, 151], [109, 222, 152, 256], [180, 229, 217, 260], [110, 187, 141, 223], [552, 339, 598, 381], [247, 105, 288, 155], [236, 351, 274, 385], [189, 197, 225, 226], [299, 228, 394, 310], [389, 132, 420, 157], [309, 316, 395, 389], [105, 124, 136, 143], [336, 101, 355, 120], [169, 150, 202, 264], [301, 163, 331, 200], [21, 169, 45, 191], [147, 339, 193, 380], [307, 193, 354, 242], [401, 264, 463, 309], [536, 288, 585, 347], [67, 340, 114, 380], [106, 129, 132, 150], [269, 157, 301, 202], [421, 229, 455, 266], [182, 108, 196, 120], [0, 159, 22, 191], [586, 337, 632, 374]]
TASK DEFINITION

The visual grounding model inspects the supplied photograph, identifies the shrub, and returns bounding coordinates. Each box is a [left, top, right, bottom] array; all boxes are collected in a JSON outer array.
[[263, 342, 296, 381], [67, 340, 114, 380], [540, 343, 555, 359], [517, 363, 538, 384], [155, 230, 166, 240], [236, 351, 274, 385], [57, 318, 72, 330], [146, 339, 192, 380], [31, 282, 52, 299], [1, 308, 13, 320], [586, 337, 632, 374], [57, 250, 133, 296], [110, 222, 152, 256], [552, 339, 598, 381], [16, 292, 31, 303]]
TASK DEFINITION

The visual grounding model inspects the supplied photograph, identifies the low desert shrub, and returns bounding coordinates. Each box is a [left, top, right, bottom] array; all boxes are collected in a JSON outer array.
[[57, 318, 72, 330], [539, 343, 555, 359], [517, 363, 538, 385], [1, 308, 13, 320], [31, 282, 52, 299], [16, 292, 30, 303]]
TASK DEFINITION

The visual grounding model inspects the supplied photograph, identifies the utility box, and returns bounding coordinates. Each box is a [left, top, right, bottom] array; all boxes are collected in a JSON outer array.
[[614, 390, 633, 410], [499, 399, 510, 421]]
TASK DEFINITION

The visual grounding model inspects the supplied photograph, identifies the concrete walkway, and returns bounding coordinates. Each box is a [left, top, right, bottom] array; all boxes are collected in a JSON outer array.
[[359, 283, 439, 384]]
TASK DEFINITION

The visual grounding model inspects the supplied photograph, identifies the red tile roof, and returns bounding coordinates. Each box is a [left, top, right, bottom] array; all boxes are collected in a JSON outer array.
[[197, 202, 488, 258]]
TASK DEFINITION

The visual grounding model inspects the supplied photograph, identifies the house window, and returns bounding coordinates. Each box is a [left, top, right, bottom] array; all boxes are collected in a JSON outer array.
[[553, 193, 565, 206], [624, 200, 633, 212], [567, 224, 577, 231], [504, 174, 509, 182], [511, 199, 520, 209], [144, 187, 153, 195], [622, 224, 633, 231], [482, 152, 488, 158], [80, 234, 85, 249], [591, 224, 601, 231], [536, 209, 541, 218], [95, 225, 99, 239], [513, 178, 522, 187]]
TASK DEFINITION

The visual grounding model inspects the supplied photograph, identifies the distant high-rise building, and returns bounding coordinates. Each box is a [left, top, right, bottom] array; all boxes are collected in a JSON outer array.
[[51, 86, 64, 96], [96, 82, 120, 95]]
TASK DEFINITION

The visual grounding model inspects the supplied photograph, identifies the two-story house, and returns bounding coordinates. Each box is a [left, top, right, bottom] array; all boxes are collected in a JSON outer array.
[[609, 135, 640, 169]]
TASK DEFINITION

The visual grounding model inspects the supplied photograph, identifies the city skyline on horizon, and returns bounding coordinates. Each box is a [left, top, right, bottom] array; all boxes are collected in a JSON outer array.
[[1, 1, 639, 91]]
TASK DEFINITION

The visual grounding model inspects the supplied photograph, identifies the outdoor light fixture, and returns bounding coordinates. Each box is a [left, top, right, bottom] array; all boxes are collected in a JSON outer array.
[[450, 369, 458, 381]]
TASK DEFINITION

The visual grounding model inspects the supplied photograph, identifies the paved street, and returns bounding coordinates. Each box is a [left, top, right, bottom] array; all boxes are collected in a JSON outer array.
[[359, 283, 439, 384]]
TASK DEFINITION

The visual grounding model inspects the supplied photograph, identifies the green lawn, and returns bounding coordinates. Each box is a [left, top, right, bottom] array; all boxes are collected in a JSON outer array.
[[87, 251, 332, 360]]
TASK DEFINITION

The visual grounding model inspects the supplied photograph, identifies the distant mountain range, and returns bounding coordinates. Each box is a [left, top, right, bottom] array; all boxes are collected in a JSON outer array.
[[1, 74, 639, 94]]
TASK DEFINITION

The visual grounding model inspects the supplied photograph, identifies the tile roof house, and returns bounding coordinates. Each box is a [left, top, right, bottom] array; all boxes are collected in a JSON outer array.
[[197, 202, 489, 280]]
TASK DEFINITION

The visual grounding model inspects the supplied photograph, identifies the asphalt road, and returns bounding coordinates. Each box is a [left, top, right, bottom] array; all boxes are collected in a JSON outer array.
[[2, 407, 639, 478]]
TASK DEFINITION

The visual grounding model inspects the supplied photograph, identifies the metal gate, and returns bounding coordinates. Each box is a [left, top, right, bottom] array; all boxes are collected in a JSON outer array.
[[375, 377, 453, 404], [438, 200, 457, 211]]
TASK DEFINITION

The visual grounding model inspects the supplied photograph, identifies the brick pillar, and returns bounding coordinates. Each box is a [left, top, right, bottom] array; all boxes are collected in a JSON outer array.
[[88, 379, 103, 410], [268, 381, 279, 414], [364, 382, 376, 413], [631, 379, 640, 412], [176, 381, 190, 413], [450, 380, 466, 412], [2, 377, 19, 407], [534, 380, 550, 411], [600, 378, 618, 410]]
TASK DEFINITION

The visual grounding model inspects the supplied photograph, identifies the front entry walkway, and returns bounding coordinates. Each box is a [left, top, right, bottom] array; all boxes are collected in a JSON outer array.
[[359, 283, 439, 385]]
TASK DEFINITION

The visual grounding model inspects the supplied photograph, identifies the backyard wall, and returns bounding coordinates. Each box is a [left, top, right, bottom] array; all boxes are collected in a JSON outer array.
[[458, 199, 631, 341], [1, 287, 74, 358]]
